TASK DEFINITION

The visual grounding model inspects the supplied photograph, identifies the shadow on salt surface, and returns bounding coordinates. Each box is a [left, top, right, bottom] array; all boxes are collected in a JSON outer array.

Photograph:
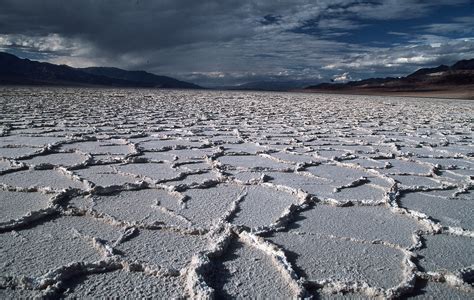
[[0, 169, 85, 190], [0, 190, 50, 222], [408, 279, 474, 299], [208, 239, 294, 299], [62, 270, 185, 299], [399, 191, 474, 230], [0, 216, 120, 277]]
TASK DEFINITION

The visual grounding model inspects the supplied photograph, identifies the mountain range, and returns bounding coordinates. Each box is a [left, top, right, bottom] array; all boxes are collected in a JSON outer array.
[[0, 52, 201, 89], [304, 59, 474, 98], [1, 51, 473, 98], [227, 79, 320, 92]]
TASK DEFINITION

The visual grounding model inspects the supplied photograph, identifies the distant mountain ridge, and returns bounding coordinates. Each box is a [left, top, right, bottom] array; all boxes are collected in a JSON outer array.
[[0, 52, 201, 89], [305, 58, 474, 92], [230, 79, 320, 91]]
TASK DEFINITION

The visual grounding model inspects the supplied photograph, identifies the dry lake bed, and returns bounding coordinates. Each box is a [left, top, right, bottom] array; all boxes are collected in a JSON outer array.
[[0, 87, 473, 299]]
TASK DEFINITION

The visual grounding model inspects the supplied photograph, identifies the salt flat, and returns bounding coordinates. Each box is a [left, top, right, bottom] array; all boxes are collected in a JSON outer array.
[[0, 87, 472, 298]]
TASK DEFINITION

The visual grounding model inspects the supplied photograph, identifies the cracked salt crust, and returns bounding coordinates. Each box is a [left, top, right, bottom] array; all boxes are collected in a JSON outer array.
[[269, 231, 407, 291], [20, 152, 88, 168], [0, 190, 51, 222], [283, 204, 427, 248], [181, 184, 244, 227], [74, 165, 138, 187], [400, 191, 474, 230], [0, 217, 106, 277], [231, 185, 300, 230], [0, 87, 472, 298], [115, 228, 208, 271], [409, 280, 474, 298], [63, 269, 185, 298], [0, 146, 41, 159], [417, 234, 474, 273], [0, 169, 86, 190], [208, 239, 295, 298], [117, 162, 182, 183]]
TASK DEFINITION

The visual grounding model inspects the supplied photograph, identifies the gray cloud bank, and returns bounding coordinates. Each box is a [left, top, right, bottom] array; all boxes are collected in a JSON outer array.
[[0, 0, 473, 86]]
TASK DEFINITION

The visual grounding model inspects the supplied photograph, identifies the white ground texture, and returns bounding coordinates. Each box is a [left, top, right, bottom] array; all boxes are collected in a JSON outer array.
[[0, 87, 473, 299]]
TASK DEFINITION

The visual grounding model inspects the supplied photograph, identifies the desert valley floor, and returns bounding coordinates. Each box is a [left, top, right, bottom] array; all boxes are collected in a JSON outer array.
[[0, 87, 472, 299]]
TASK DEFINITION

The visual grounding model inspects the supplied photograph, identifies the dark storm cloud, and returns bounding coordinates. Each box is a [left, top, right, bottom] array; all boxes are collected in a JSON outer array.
[[260, 15, 282, 26], [0, 1, 251, 51], [0, 0, 473, 86]]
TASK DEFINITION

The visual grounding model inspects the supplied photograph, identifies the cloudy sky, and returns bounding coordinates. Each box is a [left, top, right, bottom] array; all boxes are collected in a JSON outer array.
[[0, 0, 473, 86]]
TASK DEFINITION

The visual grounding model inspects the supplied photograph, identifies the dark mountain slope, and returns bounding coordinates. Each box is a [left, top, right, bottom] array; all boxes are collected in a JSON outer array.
[[0, 52, 201, 89], [81, 67, 201, 89], [306, 58, 474, 91]]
